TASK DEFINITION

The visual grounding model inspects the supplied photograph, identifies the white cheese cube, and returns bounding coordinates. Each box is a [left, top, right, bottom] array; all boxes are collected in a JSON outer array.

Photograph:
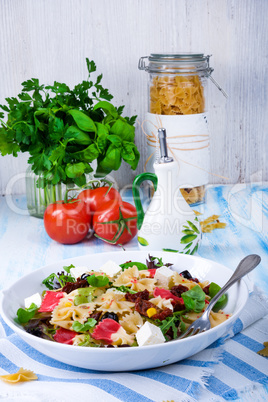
[[98, 260, 122, 278], [154, 266, 174, 288], [70, 266, 90, 280], [136, 321, 165, 346], [24, 292, 42, 309]]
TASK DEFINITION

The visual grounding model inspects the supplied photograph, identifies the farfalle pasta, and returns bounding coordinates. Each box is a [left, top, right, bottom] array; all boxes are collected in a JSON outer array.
[[150, 75, 205, 116], [15, 257, 230, 348]]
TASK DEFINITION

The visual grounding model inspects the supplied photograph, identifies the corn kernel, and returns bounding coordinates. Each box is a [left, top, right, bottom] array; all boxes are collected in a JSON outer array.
[[65, 302, 72, 307], [147, 308, 157, 318]]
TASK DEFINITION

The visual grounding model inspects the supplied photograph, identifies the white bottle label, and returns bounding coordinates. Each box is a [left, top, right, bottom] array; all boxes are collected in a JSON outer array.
[[143, 112, 210, 187]]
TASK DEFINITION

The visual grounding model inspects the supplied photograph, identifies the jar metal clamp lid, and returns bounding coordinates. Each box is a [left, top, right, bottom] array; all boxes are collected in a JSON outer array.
[[138, 53, 228, 98]]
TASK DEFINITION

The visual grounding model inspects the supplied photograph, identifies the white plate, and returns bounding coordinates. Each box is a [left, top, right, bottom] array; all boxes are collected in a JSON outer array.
[[0, 251, 248, 371]]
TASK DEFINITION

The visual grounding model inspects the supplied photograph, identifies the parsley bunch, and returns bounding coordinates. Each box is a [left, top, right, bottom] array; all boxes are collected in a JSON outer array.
[[0, 59, 139, 187]]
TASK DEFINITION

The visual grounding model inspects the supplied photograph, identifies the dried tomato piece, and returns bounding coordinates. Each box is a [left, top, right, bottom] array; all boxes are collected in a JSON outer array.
[[38, 291, 66, 312], [151, 308, 173, 321], [135, 298, 160, 317], [202, 284, 210, 295], [61, 278, 88, 293], [172, 299, 186, 312], [90, 311, 102, 322], [170, 285, 189, 297], [125, 289, 149, 302]]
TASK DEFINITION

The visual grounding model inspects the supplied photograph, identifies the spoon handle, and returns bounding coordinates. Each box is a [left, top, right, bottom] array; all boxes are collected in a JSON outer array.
[[207, 254, 261, 314]]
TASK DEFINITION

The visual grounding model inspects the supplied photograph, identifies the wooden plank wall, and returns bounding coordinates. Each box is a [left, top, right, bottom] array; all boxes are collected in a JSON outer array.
[[0, 0, 267, 194]]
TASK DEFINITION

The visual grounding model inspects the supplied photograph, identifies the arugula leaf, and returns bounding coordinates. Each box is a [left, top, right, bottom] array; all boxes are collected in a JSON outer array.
[[72, 318, 97, 332], [113, 286, 137, 294], [155, 312, 184, 339], [15, 303, 38, 324], [87, 274, 109, 287], [181, 286, 206, 313]]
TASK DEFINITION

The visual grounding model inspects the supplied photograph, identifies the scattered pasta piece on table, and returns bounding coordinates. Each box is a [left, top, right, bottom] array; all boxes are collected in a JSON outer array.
[[0, 368, 38, 383]]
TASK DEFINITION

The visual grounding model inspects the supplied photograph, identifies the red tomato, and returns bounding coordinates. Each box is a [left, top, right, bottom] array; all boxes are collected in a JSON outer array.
[[93, 200, 138, 245], [77, 186, 122, 215], [44, 199, 91, 244]]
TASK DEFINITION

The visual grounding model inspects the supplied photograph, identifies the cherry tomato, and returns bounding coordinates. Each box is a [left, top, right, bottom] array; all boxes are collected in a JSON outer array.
[[93, 200, 138, 245], [44, 199, 91, 244], [77, 186, 122, 216]]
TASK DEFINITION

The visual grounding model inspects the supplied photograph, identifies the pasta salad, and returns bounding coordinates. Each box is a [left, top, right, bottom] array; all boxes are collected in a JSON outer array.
[[15, 255, 229, 347]]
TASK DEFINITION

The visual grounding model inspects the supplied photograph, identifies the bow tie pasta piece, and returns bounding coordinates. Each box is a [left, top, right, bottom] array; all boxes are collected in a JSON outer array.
[[0, 368, 37, 383], [120, 311, 144, 334], [150, 75, 205, 115], [95, 292, 134, 314], [113, 266, 156, 292], [50, 297, 96, 329]]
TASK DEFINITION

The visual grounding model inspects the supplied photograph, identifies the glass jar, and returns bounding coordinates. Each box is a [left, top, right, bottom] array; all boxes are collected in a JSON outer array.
[[25, 166, 78, 218], [139, 53, 220, 206]]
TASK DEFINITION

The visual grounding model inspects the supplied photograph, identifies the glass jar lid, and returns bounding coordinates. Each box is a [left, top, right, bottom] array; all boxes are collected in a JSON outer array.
[[139, 53, 213, 75], [138, 53, 228, 97]]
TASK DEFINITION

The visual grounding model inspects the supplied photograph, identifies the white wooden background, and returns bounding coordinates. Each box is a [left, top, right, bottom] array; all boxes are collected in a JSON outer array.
[[0, 0, 267, 194]]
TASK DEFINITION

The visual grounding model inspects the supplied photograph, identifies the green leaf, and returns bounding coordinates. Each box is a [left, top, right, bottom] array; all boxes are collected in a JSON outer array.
[[182, 285, 206, 313], [183, 242, 193, 250], [110, 119, 135, 142], [155, 312, 183, 339], [15, 303, 38, 324], [190, 244, 199, 255], [96, 122, 109, 152], [64, 126, 92, 145], [121, 141, 140, 170], [87, 274, 109, 287], [137, 236, 149, 246], [120, 261, 147, 271], [182, 229, 194, 235], [113, 286, 137, 294], [93, 101, 118, 117], [73, 143, 99, 163], [18, 92, 32, 101], [86, 58, 97, 74], [63, 264, 75, 273], [72, 318, 97, 332], [187, 220, 200, 234], [96, 144, 122, 175], [209, 282, 228, 312], [68, 110, 96, 133], [65, 162, 86, 178], [162, 248, 179, 253], [180, 234, 197, 244]]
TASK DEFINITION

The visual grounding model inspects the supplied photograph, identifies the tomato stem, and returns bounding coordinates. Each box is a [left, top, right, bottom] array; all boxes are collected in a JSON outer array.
[[94, 207, 137, 245]]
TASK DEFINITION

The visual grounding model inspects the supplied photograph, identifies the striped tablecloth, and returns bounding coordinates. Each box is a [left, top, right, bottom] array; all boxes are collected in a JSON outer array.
[[0, 183, 268, 401]]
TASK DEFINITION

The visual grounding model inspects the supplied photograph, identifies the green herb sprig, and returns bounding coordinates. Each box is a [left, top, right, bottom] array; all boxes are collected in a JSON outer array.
[[0, 59, 139, 187]]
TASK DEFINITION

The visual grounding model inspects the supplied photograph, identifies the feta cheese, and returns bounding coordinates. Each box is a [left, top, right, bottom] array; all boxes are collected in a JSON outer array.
[[154, 266, 174, 288], [24, 292, 42, 309], [98, 260, 122, 278], [70, 266, 90, 280], [136, 321, 165, 346]]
